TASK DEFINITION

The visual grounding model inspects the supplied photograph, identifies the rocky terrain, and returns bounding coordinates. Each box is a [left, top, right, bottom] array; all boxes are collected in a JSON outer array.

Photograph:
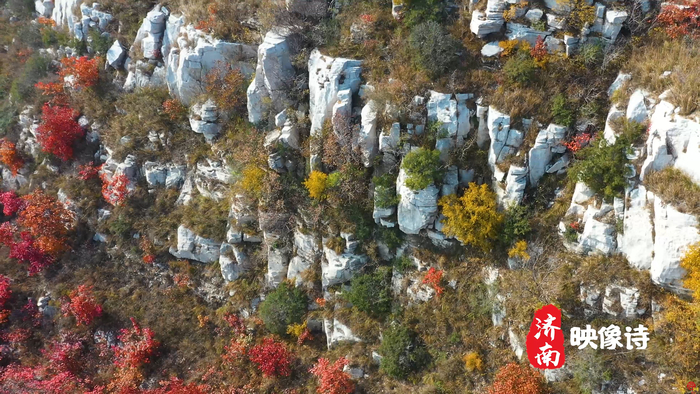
[[0, 0, 698, 392]]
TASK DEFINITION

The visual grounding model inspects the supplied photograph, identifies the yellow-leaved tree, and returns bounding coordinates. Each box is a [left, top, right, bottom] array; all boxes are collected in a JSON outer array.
[[438, 183, 503, 252], [304, 170, 329, 200]]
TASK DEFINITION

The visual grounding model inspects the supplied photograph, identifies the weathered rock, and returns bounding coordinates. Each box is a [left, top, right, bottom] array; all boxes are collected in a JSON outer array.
[[603, 285, 645, 319], [501, 165, 528, 206], [481, 41, 504, 57], [379, 122, 400, 153], [106, 40, 127, 69], [546, 13, 566, 30], [162, 14, 185, 59], [133, 5, 167, 59], [266, 243, 291, 288], [476, 104, 489, 148], [123, 61, 167, 91], [506, 23, 550, 46], [603, 105, 625, 144], [427, 91, 458, 137], [626, 89, 648, 124], [640, 101, 700, 185], [324, 318, 361, 348], [219, 243, 247, 282], [308, 49, 362, 138], [525, 8, 544, 21], [580, 285, 602, 316], [608, 72, 631, 97], [169, 225, 221, 263], [142, 162, 186, 189], [35, 0, 54, 17], [651, 198, 700, 289], [166, 24, 257, 105], [358, 100, 379, 166], [51, 0, 81, 35], [247, 30, 295, 123], [470, 0, 507, 37], [396, 169, 439, 235], [602, 10, 627, 41], [189, 99, 221, 142], [618, 186, 654, 270], [321, 243, 368, 287], [528, 124, 566, 186], [265, 122, 300, 150], [543, 0, 573, 13], [579, 218, 617, 255], [194, 160, 233, 201]]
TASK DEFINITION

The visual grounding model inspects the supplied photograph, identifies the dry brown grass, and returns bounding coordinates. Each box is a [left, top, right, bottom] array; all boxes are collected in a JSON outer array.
[[626, 39, 700, 115], [645, 167, 700, 217]]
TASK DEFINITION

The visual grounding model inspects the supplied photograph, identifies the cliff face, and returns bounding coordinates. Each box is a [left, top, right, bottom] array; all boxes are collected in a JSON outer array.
[[0, 0, 697, 391]]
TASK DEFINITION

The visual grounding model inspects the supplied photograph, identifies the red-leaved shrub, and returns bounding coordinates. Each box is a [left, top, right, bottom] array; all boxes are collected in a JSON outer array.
[[486, 363, 549, 394], [0, 140, 24, 176], [62, 285, 102, 326], [248, 337, 292, 377], [113, 318, 160, 370], [36, 104, 85, 161], [0, 191, 25, 217], [657, 0, 700, 39], [309, 357, 355, 394], [59, 56, 100, 89], [100, 171, 130, 206]]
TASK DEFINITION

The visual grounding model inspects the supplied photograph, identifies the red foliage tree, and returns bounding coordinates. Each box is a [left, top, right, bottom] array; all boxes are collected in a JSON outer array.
[[657, 1, 700, 39], [9, 232, 54, 275], [0, 191, 25, 217], [36, 103, 85, 161], [42, 338, 83, 373], [113, 318, 160, 370], [0, 275, 10, 324], [35, 82, 68, 105], [101, 171, 130, 206], [144, 377, 210, 394], [486, 363, 549, 394], [0, 140, 24, 176], [309, 357, 355, 394], [530, 35, 548, 64], [62, 285, 103, 326], [18, 190, 74, 257], [564, 133, 593, 154], [78, 164, 100, 180], [0, 365, 85, 394], [248, 337, 292, 377], [59, 56, 100, 89], [422, 267, 445, 297]]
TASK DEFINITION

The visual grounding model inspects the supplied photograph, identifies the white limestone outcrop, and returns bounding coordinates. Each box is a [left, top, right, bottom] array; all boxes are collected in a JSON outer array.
[[247, 30, 295, 124], [396, 169, 439, 235]]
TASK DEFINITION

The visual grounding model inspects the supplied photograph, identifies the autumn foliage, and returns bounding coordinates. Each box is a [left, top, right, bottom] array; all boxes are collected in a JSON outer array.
[[101, 171, 130, 206], [248, 337, 292, 377], [438, 183, 503, 252], [0, 191, 25, 216], [530, 36, 548, 67], [36, 104, 85, 161], [113, 318, 160, 370], [304, 171, 329, 200], [18, 190, 74, 257], [205, 65, 247, 113], [0, 275, 10, 324], [422, 267, 445, 297], [0, 140, 24, 176], [657, 1, 700, 39], [59, 56, 100, 89], [309, 357, 355, 394], [62, 285, 103, 326], [486, 363, 549, 394]]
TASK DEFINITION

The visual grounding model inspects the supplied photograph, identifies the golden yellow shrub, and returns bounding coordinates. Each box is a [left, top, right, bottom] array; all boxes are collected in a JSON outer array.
[[304, 170, 329, 200], [463, 352, 483, 372], [439, 183, 503, 252], [498, 40, 520, 57], [239, 165, 266, 199], [681, 242, 700, 299], [508, 240, 530, 261], [286, 321, 307, 338]]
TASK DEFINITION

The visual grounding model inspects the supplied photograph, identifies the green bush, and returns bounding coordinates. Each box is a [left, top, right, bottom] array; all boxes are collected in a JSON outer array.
[[259, 282, 307, 336], [379, 325, 430, 379], [551, 93, 574, 127], [569, 126, 643, 200], [578, 42, 603, 66], [403, 0, 445, 28], [401, 148, 443, 190], [89, 29, 112, 54], [393, 256, 414, 274], [344, 268, 392, 318], [408, 20, 460, 78], [9, 54, 49, 103], [377, 227, 403, 250], [501, 204, 531, 245], [373, 173, 400, 209], [503, 52, 536, 85]]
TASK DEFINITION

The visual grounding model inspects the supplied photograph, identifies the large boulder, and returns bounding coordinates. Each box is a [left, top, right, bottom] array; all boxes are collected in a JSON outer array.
[[35, 0, 54, 17], [51, 0, 81, 34], [193, 160, 233, 201], [166, 25, 257, 105], [324, 318, 361, 348], [427, 91, 458, 137], [618, 186, 654, 270], [286, 229, 320, 286], [132, 5, 168, 59], [169, 225, 221, 263], [640, 101, 700, 184], [247, 30, 296, 124], [626, 89, 648, 124], [602, 285, 645, 319], [470, 0, 507, 37], [106, 40, 127, 69], [501, 165, 528, 206], [396, 169, 439, 235], [651, 198, 700, 289], [308, 49, 362, 138], [506, 23, 551, 46], [358, 100, 379, 167], [123, 61, 167, 91], [528, 124, 566, 186], [321, 242, 368, 287], [142, 162, 186, 189], [219, 243, 248, 282], [189, 99, 222, 142]]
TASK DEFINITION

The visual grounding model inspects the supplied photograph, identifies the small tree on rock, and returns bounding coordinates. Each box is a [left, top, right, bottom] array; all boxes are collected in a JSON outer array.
[[438, 183, 503, 252], [259, 282, 307, 336]]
